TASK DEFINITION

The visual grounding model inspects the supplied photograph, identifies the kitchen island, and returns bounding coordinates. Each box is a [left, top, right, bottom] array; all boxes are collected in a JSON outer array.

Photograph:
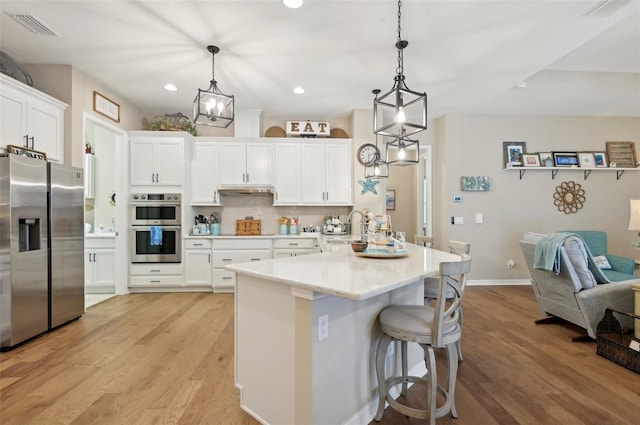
[[227, 242, 461, 425]]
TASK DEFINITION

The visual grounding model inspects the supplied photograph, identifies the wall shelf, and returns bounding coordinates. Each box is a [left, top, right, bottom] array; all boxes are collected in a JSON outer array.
[[505, 167, 639, 181]]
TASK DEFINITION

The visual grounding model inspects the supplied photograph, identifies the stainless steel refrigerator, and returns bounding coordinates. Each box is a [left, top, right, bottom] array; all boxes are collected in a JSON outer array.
[[0, 154, 84, 350]]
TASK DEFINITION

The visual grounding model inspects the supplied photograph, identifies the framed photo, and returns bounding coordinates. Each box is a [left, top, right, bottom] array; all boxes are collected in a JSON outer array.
[[578, 152, 595, 168], [605, 141, 637, 168], [6, 144, 47, 161], [385, 189, 396, 210], [460, 176, 490, 192], [552, 152, 579, 167], [538, 152, 553, 167], [503, 141, 527, 167], [593, 152, 608, 168], [522, 153, 540, 167], [93, 91, 120, 122]]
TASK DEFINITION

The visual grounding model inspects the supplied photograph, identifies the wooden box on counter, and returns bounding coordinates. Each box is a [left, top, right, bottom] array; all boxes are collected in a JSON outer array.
[[236, 219, 261, 236]]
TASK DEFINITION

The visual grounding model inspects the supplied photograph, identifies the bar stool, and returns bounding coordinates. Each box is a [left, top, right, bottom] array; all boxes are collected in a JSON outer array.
[[424, 240, 470, 361], [374, 255, 471, 425], [414, 235, 434, 247]]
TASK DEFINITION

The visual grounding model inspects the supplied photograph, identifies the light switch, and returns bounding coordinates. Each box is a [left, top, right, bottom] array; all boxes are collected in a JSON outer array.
[[451, 216, 463, 225], [475, 213, 483, 224]]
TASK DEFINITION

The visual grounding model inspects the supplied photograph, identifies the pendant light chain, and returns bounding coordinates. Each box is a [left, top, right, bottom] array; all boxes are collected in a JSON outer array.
[[211, 51, 216, 82], [396, 0, 403, 76]]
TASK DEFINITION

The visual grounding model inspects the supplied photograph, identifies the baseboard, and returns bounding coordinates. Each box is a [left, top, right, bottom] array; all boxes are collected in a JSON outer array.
[[468, 279, 532, 286]]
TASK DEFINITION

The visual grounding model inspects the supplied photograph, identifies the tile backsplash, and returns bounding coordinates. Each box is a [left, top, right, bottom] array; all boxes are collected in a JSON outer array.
[[190, 196, 351, 235]]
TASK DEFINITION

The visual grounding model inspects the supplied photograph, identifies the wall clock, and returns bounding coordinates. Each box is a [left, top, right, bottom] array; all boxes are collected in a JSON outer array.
[[357, 143, 379, 165]]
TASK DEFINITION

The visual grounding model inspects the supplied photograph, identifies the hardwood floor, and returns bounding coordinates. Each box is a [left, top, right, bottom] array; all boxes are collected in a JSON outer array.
[[1, 286, 638, 425]]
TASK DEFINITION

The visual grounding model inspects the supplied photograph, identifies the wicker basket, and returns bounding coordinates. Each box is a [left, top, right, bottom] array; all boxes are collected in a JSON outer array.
[[596, 308, 640, 374]]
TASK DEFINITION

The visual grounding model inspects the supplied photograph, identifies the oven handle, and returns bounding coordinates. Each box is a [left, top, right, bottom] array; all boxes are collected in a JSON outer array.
[[130, 225, 182, 231]]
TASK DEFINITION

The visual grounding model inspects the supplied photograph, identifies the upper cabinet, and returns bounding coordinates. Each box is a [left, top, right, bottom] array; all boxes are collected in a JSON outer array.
[[301, 141, 352, 205], [191, 139, 222, 205], [219, 140, 272, 186], [273, 142, 301, 205], [0, 74, 67, 162], [129, 133, 185, 187]]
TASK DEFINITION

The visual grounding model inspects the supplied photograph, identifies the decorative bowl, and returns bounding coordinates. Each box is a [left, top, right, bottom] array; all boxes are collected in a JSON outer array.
[[351, 240, 368, 252]]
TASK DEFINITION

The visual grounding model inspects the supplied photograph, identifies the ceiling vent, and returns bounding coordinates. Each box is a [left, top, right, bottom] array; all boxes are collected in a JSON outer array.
[[12, 14, 59, 36], [586, 0, 631, 17]]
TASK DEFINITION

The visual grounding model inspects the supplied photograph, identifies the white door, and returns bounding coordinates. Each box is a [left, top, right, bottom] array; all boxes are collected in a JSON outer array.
[[325, 143, 352, 205], [93, 250, 116, 287], [245, 143, 272, 185], [0, 85, 27, 147], [273, 143, 300, 204], [300, 144, 326, 204], [130, 139, 156, 185], [219, 143, 247, 184], [191, 141, 221, 205], [185, 250, 212, 286], [155, 139, 183, 185], [27, 97, 64, 162]]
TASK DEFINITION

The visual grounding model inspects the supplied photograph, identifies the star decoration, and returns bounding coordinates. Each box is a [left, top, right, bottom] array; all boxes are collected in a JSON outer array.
[[358, 178, 380, 195]]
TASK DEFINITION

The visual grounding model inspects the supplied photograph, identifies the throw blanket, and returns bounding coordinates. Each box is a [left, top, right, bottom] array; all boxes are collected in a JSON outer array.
[[150, 226, 163, 246], [534, 232, 611, 284]]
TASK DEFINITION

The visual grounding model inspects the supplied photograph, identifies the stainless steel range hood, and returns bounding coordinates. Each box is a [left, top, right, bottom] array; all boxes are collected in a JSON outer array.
[[217, 185, 274, 195]]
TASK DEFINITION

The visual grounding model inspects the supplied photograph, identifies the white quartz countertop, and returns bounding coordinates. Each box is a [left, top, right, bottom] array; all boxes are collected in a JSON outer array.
[[226, 243, 462, 301]]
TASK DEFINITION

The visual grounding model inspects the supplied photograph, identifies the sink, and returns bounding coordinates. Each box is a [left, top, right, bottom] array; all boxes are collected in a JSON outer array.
[[324, 238, 358, 244]]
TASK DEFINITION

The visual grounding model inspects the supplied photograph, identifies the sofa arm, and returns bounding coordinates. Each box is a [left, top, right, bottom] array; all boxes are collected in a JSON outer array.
[[606, 254, 635, 275]]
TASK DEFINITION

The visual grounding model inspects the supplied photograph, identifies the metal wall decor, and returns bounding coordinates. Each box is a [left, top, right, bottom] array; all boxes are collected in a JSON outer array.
[[553, 181, 586, 214], [460, 176, 490, 192]]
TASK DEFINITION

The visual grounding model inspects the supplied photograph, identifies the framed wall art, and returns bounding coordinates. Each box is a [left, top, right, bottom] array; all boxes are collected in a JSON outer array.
[[553, 152, 579, 167], [522, 153, 540, 167], [503, 141, 527, 167], [538, 152, 553, 167], [385, 189, 396, 210], [578, 152, 595, 168], [460, 176, 490, 192], [605, 141, 637, 168], [6, 144, 47, 161], [93, 91, 120, 122], [593, 152, 608, 168]]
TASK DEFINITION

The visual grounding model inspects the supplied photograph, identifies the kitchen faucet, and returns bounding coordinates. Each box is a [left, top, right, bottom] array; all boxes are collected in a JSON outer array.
[[347, 210, 367, 239]]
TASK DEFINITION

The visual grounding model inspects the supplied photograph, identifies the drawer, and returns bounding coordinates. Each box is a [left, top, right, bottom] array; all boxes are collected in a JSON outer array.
[[212, 250, 272, 267], [185, 238, 213, 249], [213, 269, 236, 285], [273, 238, 315, 249], [212, 238, 272, 250], [129, 275, 184, 286], [129, 263, 183, 275], [85, 237, 116, 249]]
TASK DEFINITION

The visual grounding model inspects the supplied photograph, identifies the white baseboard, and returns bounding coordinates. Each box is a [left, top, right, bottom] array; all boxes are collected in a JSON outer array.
[[468, 279, 531, 286]]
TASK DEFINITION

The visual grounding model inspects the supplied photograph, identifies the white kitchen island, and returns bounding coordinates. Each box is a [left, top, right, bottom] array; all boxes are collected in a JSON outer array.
[[227, 242, 461, 425]]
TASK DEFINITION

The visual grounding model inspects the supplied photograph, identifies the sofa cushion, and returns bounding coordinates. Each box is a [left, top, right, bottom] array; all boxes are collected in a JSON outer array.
[[593, 255, 612, 269], [563, 236, 597, 289]]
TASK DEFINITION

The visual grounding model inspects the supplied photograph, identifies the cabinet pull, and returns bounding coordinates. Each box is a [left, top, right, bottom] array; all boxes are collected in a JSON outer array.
[[222, 258, 232, 262], [155, 173, 159, 183], [289, 243, 298, 246], [222, 276, 232, 280], [88, 253, 92, 262], [150, 269, 161, 272], [150, 280, 161, 283], [24, 135, 29, 148], [151, 173, 155, 183], [250, 258, 260, 261], [93, 253, 96, 262], [208, 254, 211, 263], [29, 136, 34, 149], [193, 243, 203, 246]]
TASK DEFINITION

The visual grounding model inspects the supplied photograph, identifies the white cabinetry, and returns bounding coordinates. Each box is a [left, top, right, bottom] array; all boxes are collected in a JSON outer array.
[[301, 141, 352, 205], [191, 139, 222, 205], [219, 140, 272, 186], [272, 237, 316, 258], [273, 142, 301, 205], [85, 236, 116, 293], [212, 238, 272, 293], [0, 74, 66, 162], [129, 263, 184, 289], [129, 133, 185, 186], [184, 238, 213, 287]]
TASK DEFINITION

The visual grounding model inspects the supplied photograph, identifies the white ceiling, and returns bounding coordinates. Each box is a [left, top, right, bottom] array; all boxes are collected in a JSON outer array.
[[1, 0, 639, 121]]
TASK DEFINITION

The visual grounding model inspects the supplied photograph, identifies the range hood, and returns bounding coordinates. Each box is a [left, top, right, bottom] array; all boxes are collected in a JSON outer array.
[[217, 185, 274, 195]]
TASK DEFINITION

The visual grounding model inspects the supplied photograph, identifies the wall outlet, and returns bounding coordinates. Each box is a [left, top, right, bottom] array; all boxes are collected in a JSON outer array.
[[475, 213, 484, 224], [451, 216, 464, 225], [318, 314, 329, 341], [507, 259, 515, 269]]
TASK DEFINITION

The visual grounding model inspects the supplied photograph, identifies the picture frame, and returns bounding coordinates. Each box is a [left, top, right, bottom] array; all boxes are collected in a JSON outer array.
[[578, 152, 595, 168], [605, 141, 637, 168], [538, 152, 553, 167], [460, 176, 490, 192], [593, 152, 608, 168], [385, 189, 396, 210], [522, 153, 540, 167], [93, 91, 120, 123], [552, 151, 579, 167], [6, 144, 47, 161], [503, 141, 527, 167]]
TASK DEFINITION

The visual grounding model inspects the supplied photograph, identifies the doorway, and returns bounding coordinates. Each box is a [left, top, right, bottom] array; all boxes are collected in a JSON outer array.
[[416, 145, 433, 239]]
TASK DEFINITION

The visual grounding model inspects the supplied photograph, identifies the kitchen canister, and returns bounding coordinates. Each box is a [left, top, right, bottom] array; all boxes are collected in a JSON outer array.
[[289, 224, 298, 235], [198, 223, 209, 235], [279, 224, 288, 235], [211, 223, 221, 236]]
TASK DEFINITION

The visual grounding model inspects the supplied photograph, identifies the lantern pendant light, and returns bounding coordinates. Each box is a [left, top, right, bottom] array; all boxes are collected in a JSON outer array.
[[373, 0, 427, 139], [193, 45, 234, 128], [385, 134, 420, 166], [365, 89, 389, 179]]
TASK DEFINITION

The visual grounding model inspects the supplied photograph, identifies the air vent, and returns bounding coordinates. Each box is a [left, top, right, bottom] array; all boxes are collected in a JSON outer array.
[[12, 14, 59, 36], [586, 0, 631, 17]]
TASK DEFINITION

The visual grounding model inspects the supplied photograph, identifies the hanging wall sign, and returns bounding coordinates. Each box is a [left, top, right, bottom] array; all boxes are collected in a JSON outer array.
[[286, 121, 330, 138]]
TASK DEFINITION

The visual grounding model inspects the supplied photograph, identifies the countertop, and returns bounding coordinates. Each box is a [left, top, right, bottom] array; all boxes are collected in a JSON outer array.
[[226, 243, 461, 301]]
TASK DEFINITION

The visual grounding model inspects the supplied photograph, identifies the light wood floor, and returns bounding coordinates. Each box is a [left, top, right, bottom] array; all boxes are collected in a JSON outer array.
[[1, 286, 638, 425]]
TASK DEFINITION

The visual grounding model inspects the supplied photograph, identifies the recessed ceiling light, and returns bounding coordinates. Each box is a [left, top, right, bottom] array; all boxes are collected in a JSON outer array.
[[293, 86, 304, 94], [283, 0, 303, 9], [164, 83, 177, 91]]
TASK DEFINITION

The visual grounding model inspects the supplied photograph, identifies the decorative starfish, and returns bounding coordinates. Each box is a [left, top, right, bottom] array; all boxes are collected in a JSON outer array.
[[358, 178, 380, 195]]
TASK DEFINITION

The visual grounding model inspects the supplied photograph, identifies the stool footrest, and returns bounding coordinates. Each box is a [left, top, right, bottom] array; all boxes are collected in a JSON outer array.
[[385, 375, 453, 420]]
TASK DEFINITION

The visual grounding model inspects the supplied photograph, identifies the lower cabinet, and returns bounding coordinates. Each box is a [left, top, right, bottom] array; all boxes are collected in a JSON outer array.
[[212, 238, 272, 293], [85, 236, 116, 294], [184, 238, 213, 287], [129, 263, 184, 290], [272, 238, 317, 258]]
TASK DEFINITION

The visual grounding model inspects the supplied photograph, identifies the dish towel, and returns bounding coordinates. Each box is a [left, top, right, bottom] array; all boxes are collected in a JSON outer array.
[[150, 226, 163, 246]]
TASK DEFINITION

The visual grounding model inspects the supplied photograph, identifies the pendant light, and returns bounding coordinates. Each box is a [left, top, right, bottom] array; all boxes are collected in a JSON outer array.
[[386, 134, 420, 166], [365, 89, 389, 179], [373, 0, 427, 139], [193, 45, 234, 128]]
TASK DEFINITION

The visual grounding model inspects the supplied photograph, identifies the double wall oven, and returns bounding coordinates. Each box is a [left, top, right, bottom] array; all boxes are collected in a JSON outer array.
[[130, 193, 181, 263]]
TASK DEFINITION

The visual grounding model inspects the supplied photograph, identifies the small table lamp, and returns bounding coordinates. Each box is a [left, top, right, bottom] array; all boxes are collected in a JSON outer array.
[[629, 199, 640, 248]]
